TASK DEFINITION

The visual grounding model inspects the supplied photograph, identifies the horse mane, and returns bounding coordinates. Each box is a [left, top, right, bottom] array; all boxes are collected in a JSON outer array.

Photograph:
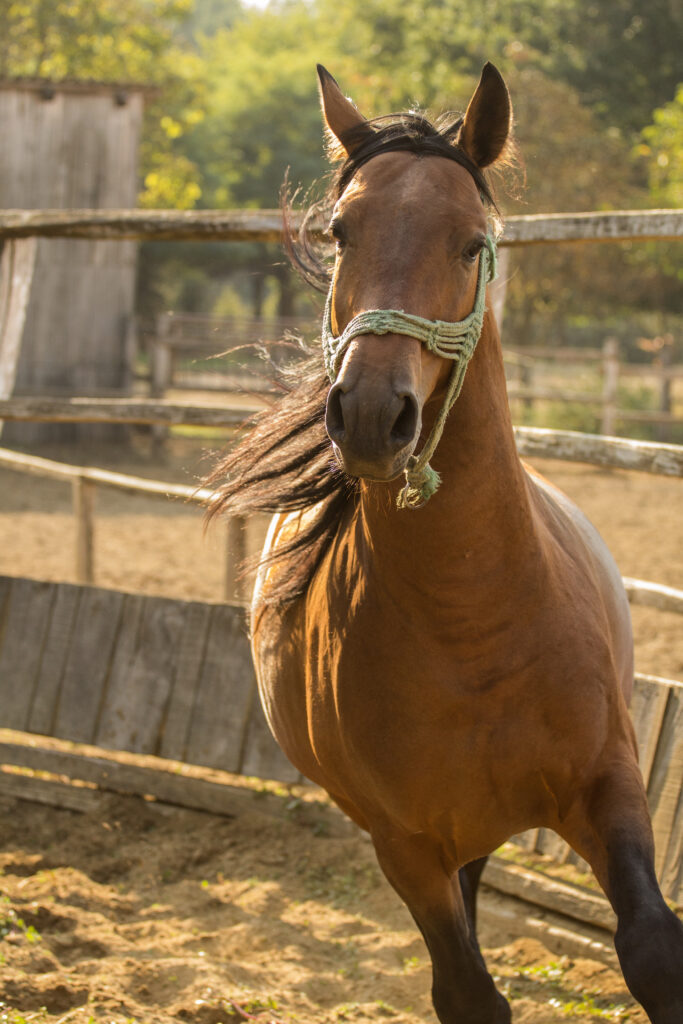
[[205, 110, 499, 605]]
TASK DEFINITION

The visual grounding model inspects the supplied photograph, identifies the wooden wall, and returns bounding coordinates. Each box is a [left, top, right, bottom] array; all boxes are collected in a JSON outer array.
[[0, 81, 143, 443], [0, 574, 297, 783]]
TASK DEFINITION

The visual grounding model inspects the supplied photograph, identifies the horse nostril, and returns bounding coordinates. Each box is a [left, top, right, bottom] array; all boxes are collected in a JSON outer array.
[[390, 393, 419, 449], [325, 384, 347, 444]]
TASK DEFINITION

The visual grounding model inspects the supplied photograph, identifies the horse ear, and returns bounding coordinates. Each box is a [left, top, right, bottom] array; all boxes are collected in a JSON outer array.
[[457, 62, 512, 168], [317, 64, 372, 159]]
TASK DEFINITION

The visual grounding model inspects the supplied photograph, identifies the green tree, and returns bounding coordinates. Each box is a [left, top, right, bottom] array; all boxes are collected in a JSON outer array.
[[0, 0, 193, 81], [0, 0, 204, 209], [554, 0, 683, 138], [640, 86, 683, 209]]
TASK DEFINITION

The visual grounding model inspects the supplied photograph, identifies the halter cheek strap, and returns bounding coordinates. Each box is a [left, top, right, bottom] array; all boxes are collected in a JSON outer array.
[[322, 234, 498, 508]]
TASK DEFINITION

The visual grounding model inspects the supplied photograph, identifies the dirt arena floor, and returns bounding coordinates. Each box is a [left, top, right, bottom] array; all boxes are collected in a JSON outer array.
[[0, 432, 681, 1023], [0, 777, 652, 1024]]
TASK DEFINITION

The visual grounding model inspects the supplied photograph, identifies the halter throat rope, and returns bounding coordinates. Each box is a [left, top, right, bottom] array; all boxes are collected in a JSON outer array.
[[322, 233, 498, 508]]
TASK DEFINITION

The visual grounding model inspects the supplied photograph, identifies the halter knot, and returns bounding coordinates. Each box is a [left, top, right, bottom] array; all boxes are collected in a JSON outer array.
[[322, 234, 498, 507], [426, 323, 440, 353]]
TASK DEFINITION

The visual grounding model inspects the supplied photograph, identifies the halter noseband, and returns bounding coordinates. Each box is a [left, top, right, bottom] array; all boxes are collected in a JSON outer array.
[[322, 233, 498, 508]]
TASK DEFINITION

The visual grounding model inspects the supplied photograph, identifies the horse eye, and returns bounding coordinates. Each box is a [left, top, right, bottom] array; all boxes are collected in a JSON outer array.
[[462, 240, 484, 263], [330, 221, 347, 248]]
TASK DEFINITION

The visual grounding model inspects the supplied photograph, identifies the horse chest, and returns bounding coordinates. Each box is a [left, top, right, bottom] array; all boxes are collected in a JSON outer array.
[[255, 544, 620, 838], [296, 603, 573, 827]]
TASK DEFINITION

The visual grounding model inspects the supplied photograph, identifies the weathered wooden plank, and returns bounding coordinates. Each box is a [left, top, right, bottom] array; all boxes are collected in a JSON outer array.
[[96, 595, 187, 755], [0, 207, 681, 244], [0, 445, 214, 501], [660, 783, 683, 906], [0, 574, 12, 625], [534, 828, 573, 865], [0, 742, 243, 816], [184, 604, 256, 772], [1, 391, 682, 439], [28, 583, 82, 735], [500, 209, 683, 245], [240, 699, 301, 783], [0, 237, 37, 411], [72, 476, 96, 585], [0, 577, 54, 729], [482, 856, 615, 932], [2, 417, 683, 482], [629, 676, 672, 789], [635, 671, 683, 691], [158, 601, 212, 761], [225, 515, 249, 604], [53, 587, 125, 743], [508, 829, 541, 853], [0, 396, 249, 428], [0, 208, 289, 242], [515, 427, 683, 477], [0, 769, 100, 812], [646, 688, 683, 883], [624, 578, 683, 616]]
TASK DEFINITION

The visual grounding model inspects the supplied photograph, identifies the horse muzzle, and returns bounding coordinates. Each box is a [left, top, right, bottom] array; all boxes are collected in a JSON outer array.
[[325, 376, 421, 481]]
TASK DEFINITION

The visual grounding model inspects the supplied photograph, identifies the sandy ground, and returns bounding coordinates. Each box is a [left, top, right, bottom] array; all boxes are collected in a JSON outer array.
[[0, 778, 650, 1024], [0, 433, 680, 1023]]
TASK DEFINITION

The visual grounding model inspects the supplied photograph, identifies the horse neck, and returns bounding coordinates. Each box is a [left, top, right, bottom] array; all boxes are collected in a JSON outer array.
[[358, 311, 537, 598]]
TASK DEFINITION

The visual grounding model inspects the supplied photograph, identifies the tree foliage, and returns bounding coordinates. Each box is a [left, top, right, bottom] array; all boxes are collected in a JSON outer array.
[[640, 86, 683, 209], [0, 0, 192, 80], [2, 0, 679, 331]]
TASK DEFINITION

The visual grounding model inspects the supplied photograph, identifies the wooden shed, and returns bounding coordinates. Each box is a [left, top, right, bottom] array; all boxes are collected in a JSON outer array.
[[0, 79, 144, 443]]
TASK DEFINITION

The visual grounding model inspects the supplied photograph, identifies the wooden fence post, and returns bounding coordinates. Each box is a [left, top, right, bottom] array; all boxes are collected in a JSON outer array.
[[489, 247, 510, 332], [225, 514, 248, 604], [601, 337, 619, 436], [520, 359, 534, 417], [658, 341, 672, 443], [72, 476, 96, 584], [151, 313, 173, 448], [0, 237, 38, 438], [151, 314, 173, 397]]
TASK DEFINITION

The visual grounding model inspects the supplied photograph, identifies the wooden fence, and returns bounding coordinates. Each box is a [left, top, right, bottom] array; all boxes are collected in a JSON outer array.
[[150, 311, 307, 397], [1, 402, 683, 598], [2, 205, 681, 432], [1, 207, 681, 242], [146, 314, 683, 441], [505, 338, 683, 438]]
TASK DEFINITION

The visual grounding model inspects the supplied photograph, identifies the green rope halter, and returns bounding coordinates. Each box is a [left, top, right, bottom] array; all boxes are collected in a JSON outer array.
[[322, 234, 498, 508]]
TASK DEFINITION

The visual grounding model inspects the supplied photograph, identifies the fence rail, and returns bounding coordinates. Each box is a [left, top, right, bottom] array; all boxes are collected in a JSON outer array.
[[0, 426, 681, 613], [147, 313, 683, 438], [0, 207, 681, 243], [0, 395, 252, 428]]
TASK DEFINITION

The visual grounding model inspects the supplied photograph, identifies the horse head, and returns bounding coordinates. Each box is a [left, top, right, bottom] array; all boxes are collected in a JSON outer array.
[[319, 64, 511, 494]]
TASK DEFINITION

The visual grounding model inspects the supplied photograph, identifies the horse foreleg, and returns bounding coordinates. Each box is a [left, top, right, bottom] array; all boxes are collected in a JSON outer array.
[[372, 833, 509, 1024], [561, 756, 683, 1024], [458, 855, 489, 947]]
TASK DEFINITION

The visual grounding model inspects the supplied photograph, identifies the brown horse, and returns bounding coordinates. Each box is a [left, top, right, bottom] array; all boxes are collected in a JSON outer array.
[[209, 64, 683, 1023]]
